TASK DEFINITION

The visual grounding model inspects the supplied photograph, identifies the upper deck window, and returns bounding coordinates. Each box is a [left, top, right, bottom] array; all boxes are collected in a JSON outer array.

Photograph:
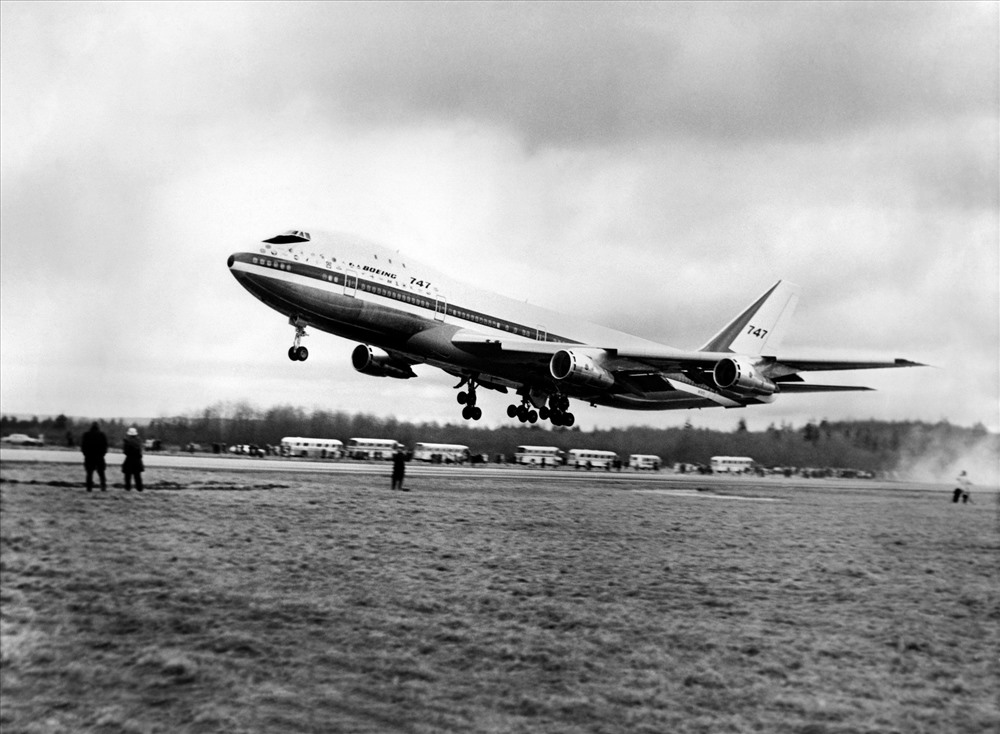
[[263, 230, 311, 244]]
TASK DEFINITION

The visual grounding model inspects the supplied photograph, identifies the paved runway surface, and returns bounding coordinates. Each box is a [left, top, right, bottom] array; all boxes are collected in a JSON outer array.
[[0, 447, 944, 494]]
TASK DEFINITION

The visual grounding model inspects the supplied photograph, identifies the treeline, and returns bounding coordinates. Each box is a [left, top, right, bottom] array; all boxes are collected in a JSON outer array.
[[3, 405, 995, 474]]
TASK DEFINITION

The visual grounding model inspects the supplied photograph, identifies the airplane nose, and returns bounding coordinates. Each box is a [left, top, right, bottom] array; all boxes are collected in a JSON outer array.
[[227, 254, 235, 268]]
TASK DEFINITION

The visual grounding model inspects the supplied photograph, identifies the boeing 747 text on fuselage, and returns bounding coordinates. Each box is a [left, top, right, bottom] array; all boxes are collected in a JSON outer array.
[[227, 230, 922, 426]]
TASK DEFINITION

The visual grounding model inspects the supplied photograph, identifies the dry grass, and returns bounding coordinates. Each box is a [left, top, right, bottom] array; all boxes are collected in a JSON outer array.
[[1, 461, 997, 733]]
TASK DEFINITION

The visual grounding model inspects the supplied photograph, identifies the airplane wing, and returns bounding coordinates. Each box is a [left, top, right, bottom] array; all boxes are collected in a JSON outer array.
[[452, 331, 923, 374], [451, 330, 725, 370], [450, 329, 922, 409]]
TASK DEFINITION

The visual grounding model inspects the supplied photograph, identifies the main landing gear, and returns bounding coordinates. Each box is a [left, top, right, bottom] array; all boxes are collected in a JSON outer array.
[[288, 318, 309, 361], [544, 394, 576, 427], [456, 377, 483, 421], [506, 394, 575, 426]]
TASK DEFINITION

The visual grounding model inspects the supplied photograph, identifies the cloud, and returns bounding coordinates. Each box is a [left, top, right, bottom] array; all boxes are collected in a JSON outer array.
[[0, 2, 996, 432], [239, 2, 996, 147]]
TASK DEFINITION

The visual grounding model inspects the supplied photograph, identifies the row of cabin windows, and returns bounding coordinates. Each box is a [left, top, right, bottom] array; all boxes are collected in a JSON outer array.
[[254, 257, 292, 272], [252, 255, 547, 340]]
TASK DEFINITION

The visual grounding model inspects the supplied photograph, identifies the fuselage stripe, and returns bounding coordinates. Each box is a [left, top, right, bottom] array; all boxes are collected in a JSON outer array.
[[237, 253, 576, 344]]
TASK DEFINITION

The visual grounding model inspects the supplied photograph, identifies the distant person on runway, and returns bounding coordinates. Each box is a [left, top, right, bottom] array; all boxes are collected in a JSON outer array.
[[392, 449, 409, 491], [122, 426, 144, 492], [956, 470, 972, 504], [81, 421, 108, 492]]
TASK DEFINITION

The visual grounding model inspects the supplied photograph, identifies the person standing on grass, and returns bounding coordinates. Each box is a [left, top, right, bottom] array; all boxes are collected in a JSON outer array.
[[81, 422, 108, 492], [122, 426, 144, 492], [391, 449, 409, 492]]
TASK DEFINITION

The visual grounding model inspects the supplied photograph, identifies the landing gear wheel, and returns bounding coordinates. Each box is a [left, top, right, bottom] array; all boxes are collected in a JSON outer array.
[[539, 407, 550, 421], [507, 404, 518, 418], [288, 318, 309, 362], [456, 376, 481, 420], [527, 410, 538, 424]]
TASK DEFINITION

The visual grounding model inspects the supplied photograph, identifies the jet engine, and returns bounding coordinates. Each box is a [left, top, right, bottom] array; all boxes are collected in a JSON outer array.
[[351, 344, 416, 379], [550, 349, 615, 388], [713, 356, 776, 396]]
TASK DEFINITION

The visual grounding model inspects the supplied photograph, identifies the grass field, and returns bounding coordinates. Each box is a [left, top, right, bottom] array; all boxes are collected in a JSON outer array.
[[1, 461, 997, 733]]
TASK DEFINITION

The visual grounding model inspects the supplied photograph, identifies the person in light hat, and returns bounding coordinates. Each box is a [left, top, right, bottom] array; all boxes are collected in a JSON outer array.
[[122, 426, 144, 492]]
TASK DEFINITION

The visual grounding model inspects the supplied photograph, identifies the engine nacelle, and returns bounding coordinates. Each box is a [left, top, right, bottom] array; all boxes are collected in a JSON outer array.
[[550, 349, 615, 388], [713, 356, 776, 396], [351, 344, 416, 379]]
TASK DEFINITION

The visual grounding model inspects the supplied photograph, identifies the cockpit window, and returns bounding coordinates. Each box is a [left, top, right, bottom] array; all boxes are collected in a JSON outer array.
[[263, 230, 311, 244]]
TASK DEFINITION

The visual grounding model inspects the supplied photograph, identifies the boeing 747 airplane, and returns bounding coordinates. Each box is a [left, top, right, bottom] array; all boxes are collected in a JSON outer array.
[[227, 230, 922, 426]]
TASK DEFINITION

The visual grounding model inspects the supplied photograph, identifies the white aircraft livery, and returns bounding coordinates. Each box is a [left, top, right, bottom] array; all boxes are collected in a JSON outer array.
[[228, 230, 923, 426]]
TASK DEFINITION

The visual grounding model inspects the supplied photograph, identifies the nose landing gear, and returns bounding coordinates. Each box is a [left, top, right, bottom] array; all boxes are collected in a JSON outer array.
[[456, 376, 482, 421], [288, 318, 309, 361]]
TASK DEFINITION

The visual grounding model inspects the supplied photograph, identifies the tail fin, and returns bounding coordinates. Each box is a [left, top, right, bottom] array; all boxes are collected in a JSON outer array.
[[699, 280, 800, 356]]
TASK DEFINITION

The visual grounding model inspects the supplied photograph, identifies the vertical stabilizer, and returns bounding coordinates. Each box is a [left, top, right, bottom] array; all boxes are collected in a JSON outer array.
[[699, 280, 800, 355]]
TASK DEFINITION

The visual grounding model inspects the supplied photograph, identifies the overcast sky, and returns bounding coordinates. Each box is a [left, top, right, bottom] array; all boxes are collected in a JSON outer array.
[[1, 2, 997, 433]]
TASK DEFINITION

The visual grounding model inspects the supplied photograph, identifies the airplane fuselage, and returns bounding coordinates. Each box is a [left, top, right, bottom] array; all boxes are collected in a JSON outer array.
[[227, 231, 709, 411]]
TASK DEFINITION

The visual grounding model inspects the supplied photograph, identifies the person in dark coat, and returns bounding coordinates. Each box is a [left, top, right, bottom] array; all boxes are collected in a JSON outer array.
[[81, 422, 108, 492], [122, 426, 144, 492], [391, 449, 408, 491]]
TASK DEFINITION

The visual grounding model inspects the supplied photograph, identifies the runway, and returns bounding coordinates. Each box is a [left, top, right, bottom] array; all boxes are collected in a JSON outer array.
[[1, 447, 697, 484], [0, 446, 934, 494]]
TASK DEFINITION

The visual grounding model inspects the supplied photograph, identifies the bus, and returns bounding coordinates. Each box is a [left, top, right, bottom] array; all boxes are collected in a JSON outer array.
[[280, 437, 344, 459], [347, 437, 404, 460], [514, 445, 563, 467], [412, 442, 470, 464], [568, 449, 618, 470], [629, 454, 662, 471], [710, 456, 755, 474]]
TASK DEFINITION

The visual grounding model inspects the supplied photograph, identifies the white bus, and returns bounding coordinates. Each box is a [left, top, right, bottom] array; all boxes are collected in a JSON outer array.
[[281, 437, 344, 459], [710, 456, 755, 474], [347, 437, 404, 460], [514, 445, 563, 467], [412, 442, 470, 464], [568, 449, 618, 470], [629, 454, 662, 471]]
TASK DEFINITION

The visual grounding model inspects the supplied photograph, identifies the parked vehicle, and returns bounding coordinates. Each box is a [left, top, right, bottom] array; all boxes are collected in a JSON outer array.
[[514, 445, 563, 467], [568, 449, 618, 470], [412, 442, 470, 463], [2, 433, 44, 446], [280, 437, 344, 459], [346, 437, 404, 460], [629, 454, 661, 471]]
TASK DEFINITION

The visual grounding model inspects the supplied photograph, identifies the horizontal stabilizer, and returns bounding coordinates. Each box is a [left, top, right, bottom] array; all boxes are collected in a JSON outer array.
[[772, 357, 925, 372], [777, 384, 875, 393]]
